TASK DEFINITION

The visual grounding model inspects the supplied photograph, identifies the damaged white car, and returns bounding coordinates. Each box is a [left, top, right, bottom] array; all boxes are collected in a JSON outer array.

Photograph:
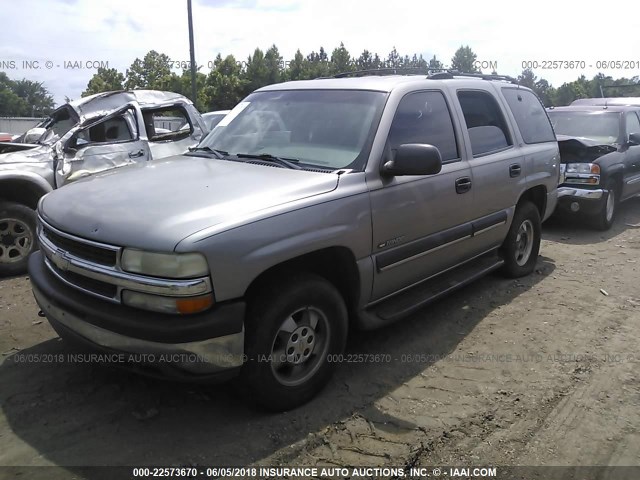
[[0, 90, 208, 276]]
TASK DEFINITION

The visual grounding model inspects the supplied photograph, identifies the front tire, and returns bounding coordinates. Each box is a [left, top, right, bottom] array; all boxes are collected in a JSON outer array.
[[0, 202, 38, 277], [240, 273, 348, 411], [500, 201, 541, 278], [592, 180, 617, 231]]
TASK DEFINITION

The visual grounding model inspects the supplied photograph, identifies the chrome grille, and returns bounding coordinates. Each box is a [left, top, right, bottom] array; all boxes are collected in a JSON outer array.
[[45, 257, 118, 299], [42, 226, 117, 266], [36, 216, 213, 305]]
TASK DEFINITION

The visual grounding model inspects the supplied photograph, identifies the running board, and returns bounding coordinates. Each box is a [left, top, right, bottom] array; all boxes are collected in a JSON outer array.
[[358, 252, 504, 330]]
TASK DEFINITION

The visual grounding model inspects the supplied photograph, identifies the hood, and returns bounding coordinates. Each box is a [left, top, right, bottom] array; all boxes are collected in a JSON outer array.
[[40, 156, 340, 251], [556, 134, 617, 163], [0, 143, 51, 164]]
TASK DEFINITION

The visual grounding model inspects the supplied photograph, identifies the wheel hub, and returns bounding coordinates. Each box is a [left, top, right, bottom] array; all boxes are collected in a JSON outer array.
[[514, 219, 534, 267], [285, 326, 316, 364], [0, 219, 31, 262], [1, 232, 16, 247]]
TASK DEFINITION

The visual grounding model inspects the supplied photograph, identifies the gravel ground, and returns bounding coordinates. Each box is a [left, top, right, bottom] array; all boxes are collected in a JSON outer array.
[[1, 200, 639, 479]]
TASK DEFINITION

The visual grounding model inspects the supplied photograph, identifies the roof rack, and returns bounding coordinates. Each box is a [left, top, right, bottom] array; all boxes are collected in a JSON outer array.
[[427, 70, 518, 83], [331, 68, 519, 84], [333, 67, 432, 78]]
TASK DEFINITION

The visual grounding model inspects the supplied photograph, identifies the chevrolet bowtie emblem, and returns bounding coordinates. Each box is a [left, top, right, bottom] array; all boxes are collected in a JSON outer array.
[[52, 249, 71, 271]]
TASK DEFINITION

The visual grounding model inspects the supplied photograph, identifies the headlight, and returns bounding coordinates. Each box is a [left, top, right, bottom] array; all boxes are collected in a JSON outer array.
[[563, 163, 600, 185], [121, 249, 209, 278], [565, 163, 600, 174], [122, 290, 214, 314]]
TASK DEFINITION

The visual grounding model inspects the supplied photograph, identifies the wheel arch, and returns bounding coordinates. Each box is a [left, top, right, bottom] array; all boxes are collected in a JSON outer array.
[[517, 184, 547, 218], [244, 246, 361, 320], [0, 171, 52, 210]]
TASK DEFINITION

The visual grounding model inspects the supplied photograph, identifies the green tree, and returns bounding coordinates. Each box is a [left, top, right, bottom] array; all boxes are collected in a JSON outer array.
[[125, 50, 173, 90], [385, 47, 402, 68], [304, 47, 331, 78], [287, 49, 306, 81], [451, 45, 479, 73], [355, 50, 381, 70], [10, 78, 55, 116], [82, 67, 125, 97], [243, 48, 269, 94], [0, 73, 29, 116], [204, 54, 246, 110], [330, 42, 353, 75], [428, 55, 443, 70], [264, 44, 283, 84]]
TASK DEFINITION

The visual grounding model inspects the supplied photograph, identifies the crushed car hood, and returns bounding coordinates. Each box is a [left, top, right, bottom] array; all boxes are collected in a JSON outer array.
[[556, 134, 617, 163], [0, 143, 51, 164], [40, 156, 340, 251]]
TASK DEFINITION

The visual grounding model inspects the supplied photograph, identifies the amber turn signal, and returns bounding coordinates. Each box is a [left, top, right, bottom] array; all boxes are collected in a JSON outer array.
[[176, 294, 214, 314]]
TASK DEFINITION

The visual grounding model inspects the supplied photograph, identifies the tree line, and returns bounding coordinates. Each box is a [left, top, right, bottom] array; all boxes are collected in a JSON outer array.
[[1, 44, 639, 116], [0, 72, 55, 117]]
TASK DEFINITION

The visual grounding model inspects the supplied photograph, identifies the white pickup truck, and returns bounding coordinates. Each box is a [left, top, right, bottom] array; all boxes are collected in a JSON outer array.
[[0, 90, 208, 276]]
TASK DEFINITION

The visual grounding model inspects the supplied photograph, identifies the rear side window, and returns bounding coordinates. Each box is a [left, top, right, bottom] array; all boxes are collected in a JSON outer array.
[[502, 88, 555, 144], [457, 90, 513, 156], [388, 91, 459, 162], [143, 107, 193, 142]]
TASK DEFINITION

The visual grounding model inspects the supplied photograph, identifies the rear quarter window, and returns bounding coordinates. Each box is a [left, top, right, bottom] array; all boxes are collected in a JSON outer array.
[[502, 88, 555, 144]]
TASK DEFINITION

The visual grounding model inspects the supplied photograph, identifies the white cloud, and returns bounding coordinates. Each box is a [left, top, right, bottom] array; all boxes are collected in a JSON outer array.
[[0, 0, 638, 106]]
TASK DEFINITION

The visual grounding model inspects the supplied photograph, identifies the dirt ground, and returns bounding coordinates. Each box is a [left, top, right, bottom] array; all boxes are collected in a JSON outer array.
[[1, 200, 640, 479]]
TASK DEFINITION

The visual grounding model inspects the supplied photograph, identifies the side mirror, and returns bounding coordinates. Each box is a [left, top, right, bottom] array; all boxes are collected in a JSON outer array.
[[382, 144, 443, 176], [23, 127, 46, 144], [628, 132, 640, 146]]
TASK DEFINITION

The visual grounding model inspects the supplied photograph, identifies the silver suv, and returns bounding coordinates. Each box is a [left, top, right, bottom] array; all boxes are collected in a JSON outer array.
[[29, 73, 560, 410]]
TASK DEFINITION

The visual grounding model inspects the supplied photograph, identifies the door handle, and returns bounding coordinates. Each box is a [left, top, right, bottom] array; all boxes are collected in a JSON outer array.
[[129, 149, 145, 159], [455, 176, 472, 194], [509, 163, 522, 177]]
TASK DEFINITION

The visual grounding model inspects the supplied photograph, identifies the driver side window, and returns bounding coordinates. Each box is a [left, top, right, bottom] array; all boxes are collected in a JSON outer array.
[[626, 112, 640, 140], [76, 115, 134, 146], [388, 91, 459, 162]]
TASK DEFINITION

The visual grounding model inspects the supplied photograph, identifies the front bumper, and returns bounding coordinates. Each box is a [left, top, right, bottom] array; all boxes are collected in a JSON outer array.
[[29, 251, 245, 380], [556, 186, 605, 215]]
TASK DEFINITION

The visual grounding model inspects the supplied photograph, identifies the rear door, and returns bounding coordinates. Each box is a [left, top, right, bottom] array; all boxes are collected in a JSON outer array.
[[451, 87, 522, 252], [141, 104, 202, 159]]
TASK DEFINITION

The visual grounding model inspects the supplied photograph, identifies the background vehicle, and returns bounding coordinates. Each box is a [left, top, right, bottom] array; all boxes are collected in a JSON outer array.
[[29, 73, 559, 410], [571, 97, 640, 107], [548, 105, 640, 229], [0, 90, 208, 276], [202, 110, 231, 130]]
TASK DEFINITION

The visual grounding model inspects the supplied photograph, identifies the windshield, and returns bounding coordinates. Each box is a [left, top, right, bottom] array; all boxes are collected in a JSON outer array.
[[199, 89, 386, 170], [548, 111, 621, 144]]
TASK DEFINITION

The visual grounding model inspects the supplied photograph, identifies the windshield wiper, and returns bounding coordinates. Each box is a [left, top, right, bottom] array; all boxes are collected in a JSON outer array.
[[188, 146, 229, 159], [236, 153, 302, 170]]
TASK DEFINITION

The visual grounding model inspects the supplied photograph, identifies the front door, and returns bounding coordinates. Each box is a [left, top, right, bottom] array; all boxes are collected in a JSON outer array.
[[369, 90, 476, 301], [56, 106, 150, 187]]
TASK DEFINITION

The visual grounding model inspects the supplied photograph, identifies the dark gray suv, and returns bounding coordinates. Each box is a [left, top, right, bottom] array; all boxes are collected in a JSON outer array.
[[29, 73, 559, 410]]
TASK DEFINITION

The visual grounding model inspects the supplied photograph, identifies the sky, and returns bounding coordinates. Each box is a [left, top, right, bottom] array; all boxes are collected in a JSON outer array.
[[0, 0, 639, 108]]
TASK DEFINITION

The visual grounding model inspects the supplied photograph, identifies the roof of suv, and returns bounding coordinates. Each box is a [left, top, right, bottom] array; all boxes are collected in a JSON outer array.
[[258, 74, 521, 93], [571, 97, 640, 107], [547, 105, 640, 113]]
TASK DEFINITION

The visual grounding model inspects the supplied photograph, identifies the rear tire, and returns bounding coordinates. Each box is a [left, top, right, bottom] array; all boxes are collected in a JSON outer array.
[[240, 273, 348, 411], [500, 201, 541, 278], [0, 202, 38, 277], [592, 180, 617, 231]]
